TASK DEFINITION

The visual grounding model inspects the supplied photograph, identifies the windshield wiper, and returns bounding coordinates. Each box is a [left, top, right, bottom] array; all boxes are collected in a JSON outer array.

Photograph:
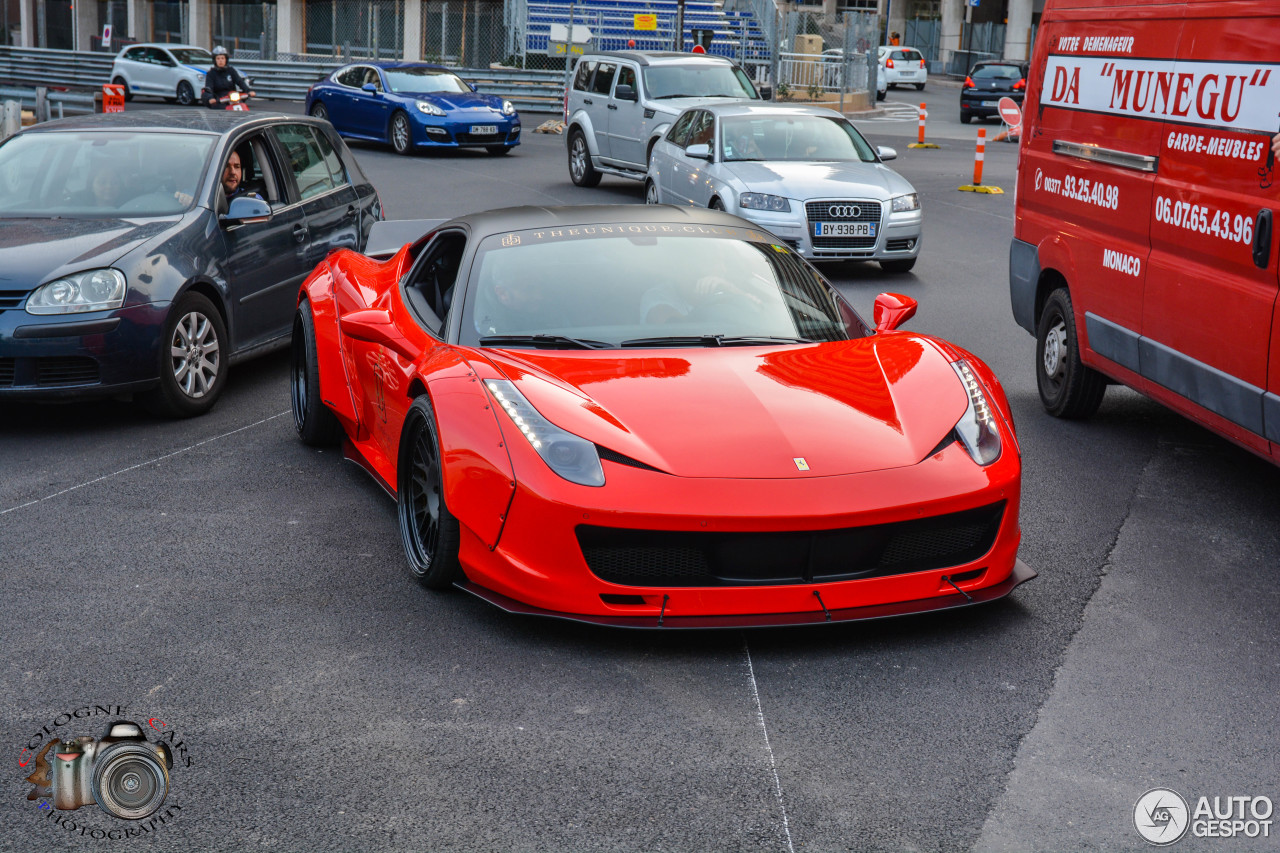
[[479, 334, 612, 350], [620, 334, 813, 348], [653, 93, 699, 99]]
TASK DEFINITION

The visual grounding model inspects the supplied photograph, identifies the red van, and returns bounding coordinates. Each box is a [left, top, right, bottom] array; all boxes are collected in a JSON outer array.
[[1010, 0, 1279, 464]]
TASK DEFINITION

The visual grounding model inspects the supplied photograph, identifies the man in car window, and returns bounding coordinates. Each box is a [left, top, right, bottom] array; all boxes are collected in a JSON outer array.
[[203, 46, 255, 108], [220, 150, 262, 203]]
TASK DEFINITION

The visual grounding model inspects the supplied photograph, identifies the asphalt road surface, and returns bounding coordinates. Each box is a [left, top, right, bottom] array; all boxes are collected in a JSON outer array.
[[2, 97, 1277, 853]]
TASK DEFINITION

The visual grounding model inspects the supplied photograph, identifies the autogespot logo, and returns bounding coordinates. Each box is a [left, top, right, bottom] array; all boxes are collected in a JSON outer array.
[[1135, 788, 1190, 846]]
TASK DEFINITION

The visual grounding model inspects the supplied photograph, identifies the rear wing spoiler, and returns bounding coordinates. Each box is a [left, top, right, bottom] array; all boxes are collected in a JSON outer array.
[[365, 219, 448, 259]]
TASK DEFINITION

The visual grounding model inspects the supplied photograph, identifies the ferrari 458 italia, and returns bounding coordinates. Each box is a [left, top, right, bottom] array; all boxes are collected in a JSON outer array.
[[291, 205, 1034, 628]]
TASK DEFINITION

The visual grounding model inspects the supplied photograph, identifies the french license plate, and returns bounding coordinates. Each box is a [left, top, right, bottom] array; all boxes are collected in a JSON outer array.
[[814, 222, 875, 237], [982, 100, 999, 107], [470, 125, 498, 134]]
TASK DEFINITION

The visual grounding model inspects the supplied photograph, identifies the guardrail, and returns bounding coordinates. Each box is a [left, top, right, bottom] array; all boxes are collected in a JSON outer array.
[[0, 85, 98, 119], [0, 47, 564, 113]]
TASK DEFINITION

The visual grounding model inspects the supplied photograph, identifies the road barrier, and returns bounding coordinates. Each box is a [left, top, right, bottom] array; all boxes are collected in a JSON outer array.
[[958, 127, 1003, 194], [0, 47, 564, 113], [0, 85, 96, 120], [906, 102, 938, 149]]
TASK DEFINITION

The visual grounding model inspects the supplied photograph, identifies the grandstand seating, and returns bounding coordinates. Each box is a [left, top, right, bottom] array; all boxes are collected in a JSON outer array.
[[524, 0, 771, 67]]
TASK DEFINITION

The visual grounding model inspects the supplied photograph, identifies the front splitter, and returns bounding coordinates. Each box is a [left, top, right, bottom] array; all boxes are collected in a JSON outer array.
[[454, 559, 1037, 630]]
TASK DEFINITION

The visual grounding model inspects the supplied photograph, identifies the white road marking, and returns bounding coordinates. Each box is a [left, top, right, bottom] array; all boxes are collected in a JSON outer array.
[[0, 411, 289, 517], [856, 102, 925, 122], [743, 635, 796, 853]]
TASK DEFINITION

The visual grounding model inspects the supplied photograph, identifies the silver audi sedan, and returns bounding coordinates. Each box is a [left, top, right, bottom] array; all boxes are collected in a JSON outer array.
[[646, 103, 922, 272]]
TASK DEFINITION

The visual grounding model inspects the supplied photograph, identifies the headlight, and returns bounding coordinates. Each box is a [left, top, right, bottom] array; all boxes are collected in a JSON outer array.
[[415, 100, 446, 117], [739, 193, 790, 212], [891, 193, 920, 212], [501, 100, 516, 116], [950, 360, 1002, 466], [485, 380, 605, 487], [26, 269, 127, 315], [195, 72, 205, 83]]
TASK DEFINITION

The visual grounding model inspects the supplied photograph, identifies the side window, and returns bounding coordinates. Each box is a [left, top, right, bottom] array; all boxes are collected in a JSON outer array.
[[666, 111, 696, 146], [336, 66, 363, 88], [688, 111, 714, 147], [124, 47, 146, 63], [147, 48, 173, 66], [311, 128, 350, 187], [405, 232, 468, 334], [614, 65, 636, 96], [572, 60, 597, 91], [590, 62, 616, 96], [274, 124, 338, 200]]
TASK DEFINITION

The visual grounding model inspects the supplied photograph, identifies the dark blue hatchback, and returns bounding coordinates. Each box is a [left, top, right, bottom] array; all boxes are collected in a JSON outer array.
[[0, 111, 381, 416], [305, 62, 521, 156]]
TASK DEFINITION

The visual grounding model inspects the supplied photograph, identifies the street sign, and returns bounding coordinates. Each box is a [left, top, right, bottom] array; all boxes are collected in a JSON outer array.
[[997, 96, 1022, 130], [101, 24, 112, 46], [633, 14, 657, 31], [548, 23, 593, 57], [102, 84, 125, 113]]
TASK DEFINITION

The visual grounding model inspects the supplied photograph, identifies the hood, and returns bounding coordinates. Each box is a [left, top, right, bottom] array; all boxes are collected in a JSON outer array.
[[722, 160, 913, 202], [412, 91, 505, 111], [0, 217, 176, 292], [483, 337, 968, 478]]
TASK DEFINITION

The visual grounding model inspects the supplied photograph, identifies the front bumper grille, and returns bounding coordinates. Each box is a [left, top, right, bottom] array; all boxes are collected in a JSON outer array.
[[34, 356, 100, 386], [805, 200, 883, 249], [886, 238, 916, 251], [0, 357, 14, 387], [579, 502, 1006, 588]]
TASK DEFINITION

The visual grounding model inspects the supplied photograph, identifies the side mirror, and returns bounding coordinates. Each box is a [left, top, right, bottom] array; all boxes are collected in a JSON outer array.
[[468, 82, 477, 92], [873, 292, 917, 331], [757, 85, 772, 101], [877, 145, 898, 161], [614, 84, 637, 101], [340, 308, 418, 360], [684, 143, 712, 161], [219, 196, 272, 226], [362, 83, 379, 94]]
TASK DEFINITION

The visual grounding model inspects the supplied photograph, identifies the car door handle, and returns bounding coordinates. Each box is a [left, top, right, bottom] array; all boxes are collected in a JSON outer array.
[[293, 224, 308, 243], [344, 205, 357, 220], [607, 103, 617, 110], [583, 98, 593, 105], [1254, 208, 1272, 269]]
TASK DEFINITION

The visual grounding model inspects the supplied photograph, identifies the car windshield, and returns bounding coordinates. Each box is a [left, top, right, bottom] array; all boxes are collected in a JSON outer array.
[[973, 64, 1023, 79], [643, 64, 757, 99], [170, 48, 212, 65], [720, 115, 877, 162], [0, 131, 213, 218], [460, 226, 869, 348], [383, 67, 471, 94]]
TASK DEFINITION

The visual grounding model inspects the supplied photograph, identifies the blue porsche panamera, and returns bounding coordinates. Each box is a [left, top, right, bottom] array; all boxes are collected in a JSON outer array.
[[305, 63, 521, 156]]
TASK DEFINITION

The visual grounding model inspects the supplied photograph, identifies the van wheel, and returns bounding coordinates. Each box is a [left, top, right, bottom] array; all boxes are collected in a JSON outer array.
[[568, 129, 601, 187], [1036, 287, 1107, 419]]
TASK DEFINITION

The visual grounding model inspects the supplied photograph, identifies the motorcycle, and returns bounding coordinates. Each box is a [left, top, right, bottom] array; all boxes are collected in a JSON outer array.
[[203, 79, 255, 111]]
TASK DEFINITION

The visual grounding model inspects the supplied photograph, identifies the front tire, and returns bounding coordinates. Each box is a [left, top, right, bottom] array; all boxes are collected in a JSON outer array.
[[568, 129, 601, 187], [291, 301, 343, 446], [389, 111, 413, 155], [176, 81, 195, 106], [709, 197, 725, 211], [141, 292, 227, 418], [397, 396, 462, 589], [309, 101, 330, 122], [879, 258, 916, 273], [1036, 287, 1107, 418], [644, 179, 659, 205], [113, 76, 133, 102]]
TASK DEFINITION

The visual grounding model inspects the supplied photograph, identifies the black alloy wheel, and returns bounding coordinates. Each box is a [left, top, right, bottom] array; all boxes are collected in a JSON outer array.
[[1035, 287, 1108, 418], [397, 396, 462, 589], [176, 81, 195, 106], [291, 302, 343, 446]]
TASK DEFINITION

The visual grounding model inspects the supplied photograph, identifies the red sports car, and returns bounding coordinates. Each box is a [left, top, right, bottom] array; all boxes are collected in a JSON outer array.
[[291, 205, 1034, 628]]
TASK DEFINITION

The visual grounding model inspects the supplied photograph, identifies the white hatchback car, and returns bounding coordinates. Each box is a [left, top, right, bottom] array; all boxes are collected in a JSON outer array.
[[646, 103, 922, 272], [110, 44, 212, 105], [877, 46, 928, 91]]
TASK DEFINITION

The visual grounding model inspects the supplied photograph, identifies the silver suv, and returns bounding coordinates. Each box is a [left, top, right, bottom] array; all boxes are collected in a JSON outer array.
[[565, 51, 764, 187]]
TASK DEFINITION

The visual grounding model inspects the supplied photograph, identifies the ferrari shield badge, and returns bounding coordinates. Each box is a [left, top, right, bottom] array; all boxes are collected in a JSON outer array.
[[793, 457, 809, 471]]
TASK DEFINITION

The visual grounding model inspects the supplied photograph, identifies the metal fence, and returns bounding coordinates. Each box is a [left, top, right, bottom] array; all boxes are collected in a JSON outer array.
[[770, 10, 878, 105], [305, 0, 403, 60]]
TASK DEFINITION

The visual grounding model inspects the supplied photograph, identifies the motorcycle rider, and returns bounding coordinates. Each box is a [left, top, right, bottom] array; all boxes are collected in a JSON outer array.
[[203, 46, 255, 108]]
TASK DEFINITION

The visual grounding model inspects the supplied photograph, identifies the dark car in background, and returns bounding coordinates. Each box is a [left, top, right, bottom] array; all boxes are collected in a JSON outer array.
[[0, 111, 381, 416], [960, 60, 1029, 123], [305, 62, 521, 156]]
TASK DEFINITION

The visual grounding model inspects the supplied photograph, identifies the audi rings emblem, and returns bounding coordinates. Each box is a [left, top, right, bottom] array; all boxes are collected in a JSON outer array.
[[828, 204, 862, 218]]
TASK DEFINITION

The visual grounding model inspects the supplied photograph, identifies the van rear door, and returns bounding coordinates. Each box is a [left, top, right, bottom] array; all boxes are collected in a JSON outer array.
[[1142, 4, 1280, 454]]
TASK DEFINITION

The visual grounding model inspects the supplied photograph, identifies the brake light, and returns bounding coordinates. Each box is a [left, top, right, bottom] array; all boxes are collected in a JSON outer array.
[[886, 58, 895, 68], [964, 76, 974, 88], [1013, 78, 1026, 90]]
